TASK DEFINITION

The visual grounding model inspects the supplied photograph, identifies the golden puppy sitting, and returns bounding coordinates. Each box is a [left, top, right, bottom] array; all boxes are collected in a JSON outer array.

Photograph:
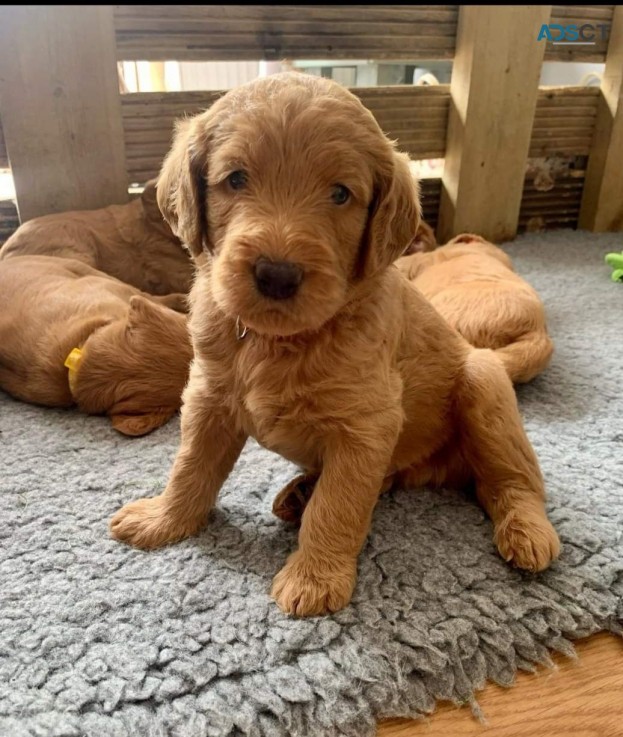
[[110, 73, 560, 616], [0, 255, 192, 435], [397, 233, 554, 383]]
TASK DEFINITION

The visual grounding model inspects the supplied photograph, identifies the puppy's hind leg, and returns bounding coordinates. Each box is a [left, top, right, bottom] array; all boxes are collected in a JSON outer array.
[[455, 349, 560, 572], [272, 472, 396, 526]]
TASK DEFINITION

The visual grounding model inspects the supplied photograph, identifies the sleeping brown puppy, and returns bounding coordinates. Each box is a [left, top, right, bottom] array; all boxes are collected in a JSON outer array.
[[110, 72, 560, 616], [396, 233, 554, 384], [0, 255, 192, 435], [0, 180, 193, 295]]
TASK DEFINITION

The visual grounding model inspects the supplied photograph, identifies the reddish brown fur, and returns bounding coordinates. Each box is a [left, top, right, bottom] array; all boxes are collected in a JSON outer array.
[[397, 233, 554, 383], [0, 180, 193, 295], [0, 255, 192, 435], [110, 73, 560, 616], [403, 219, 438, 255]]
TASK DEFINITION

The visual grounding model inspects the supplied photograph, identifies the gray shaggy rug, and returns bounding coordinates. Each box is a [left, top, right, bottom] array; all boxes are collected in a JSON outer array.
[[1, 230, 622, 737]]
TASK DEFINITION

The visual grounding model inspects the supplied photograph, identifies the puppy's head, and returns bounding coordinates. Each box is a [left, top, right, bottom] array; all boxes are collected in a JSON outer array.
[[72, 297, 193, 436], [446, 233, 513, 268], [158, 73, 421, 336]]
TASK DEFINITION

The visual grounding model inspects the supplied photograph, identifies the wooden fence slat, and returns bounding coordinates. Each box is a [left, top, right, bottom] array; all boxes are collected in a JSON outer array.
[[578, 5, 623, 230], [0, 122, 7, 169], [114, 5, 459, 61], [113, 5, 611, 62], [438, 6, 552, 242], [0, 7, 128, 222]]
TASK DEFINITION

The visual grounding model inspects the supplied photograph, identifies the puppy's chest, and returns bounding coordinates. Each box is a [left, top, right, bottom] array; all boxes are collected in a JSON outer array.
[[231, 340, 344, 465]]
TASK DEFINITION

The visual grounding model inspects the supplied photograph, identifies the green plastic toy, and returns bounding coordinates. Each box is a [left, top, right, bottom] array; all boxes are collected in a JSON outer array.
[[605, 251, 623, 282]]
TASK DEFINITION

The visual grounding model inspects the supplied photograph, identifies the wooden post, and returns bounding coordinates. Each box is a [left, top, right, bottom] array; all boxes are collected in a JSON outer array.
[[437, 6, 551, 243], [578, 6, 623, 231], [0, 6, 128, 222]]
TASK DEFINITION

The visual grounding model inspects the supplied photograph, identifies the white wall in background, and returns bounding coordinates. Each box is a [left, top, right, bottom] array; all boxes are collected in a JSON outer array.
[[177, 61, 260, 90], [540, 61, 605, 86]]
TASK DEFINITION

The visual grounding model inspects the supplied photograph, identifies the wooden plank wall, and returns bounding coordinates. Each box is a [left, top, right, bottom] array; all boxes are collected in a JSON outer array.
[[113, 5, 615, 63], [113, 5, 460, 61], [119, 86, 599, 184], [0, 5, 620, 241]]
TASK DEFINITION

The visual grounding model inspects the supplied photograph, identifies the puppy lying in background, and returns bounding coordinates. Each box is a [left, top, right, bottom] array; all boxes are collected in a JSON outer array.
[[397, 233, 554, 383], [110, 73, 559, 617], [0, 256, 192, 435], [0, 180, 193, 296]]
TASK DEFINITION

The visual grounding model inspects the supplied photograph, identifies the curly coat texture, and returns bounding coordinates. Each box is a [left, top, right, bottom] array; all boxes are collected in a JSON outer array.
[[397, 233, 554, 383], [0, 231, 621, 736], [0, 180, 193, 295], [110, 72, 560, 616], [0, 255, 192, 435]]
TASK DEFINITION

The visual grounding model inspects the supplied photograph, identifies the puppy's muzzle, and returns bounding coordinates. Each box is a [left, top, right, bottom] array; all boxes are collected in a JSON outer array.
[[254, 258, 304, 300]]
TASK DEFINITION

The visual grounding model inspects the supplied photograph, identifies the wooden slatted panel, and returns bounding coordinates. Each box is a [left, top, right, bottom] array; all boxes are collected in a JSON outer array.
[[545, 5, 614, 61], [0, 120, 8, 168], [121, 85, 599, 186], [417, 176, 586, 233], [121, 85, 451, 184], [122, 90, 222, 183], [530, 86, 599, 157], [353, 86, 449, 160], [114, 5, 459, 61], [405, 175, 585, 235], [0, 199, 19, 244], [419, 178, 442, 230], [0, 175, 584, 244], [114, 5, 615, 63], [519, 170, 585, 231]]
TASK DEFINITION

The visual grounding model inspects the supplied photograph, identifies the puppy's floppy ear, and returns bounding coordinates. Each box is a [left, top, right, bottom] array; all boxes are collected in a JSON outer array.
[[448, 233, 487, 246], [358, 150, 422, 279], [157, 116, 211, 258], [126, 294, 154, 328]]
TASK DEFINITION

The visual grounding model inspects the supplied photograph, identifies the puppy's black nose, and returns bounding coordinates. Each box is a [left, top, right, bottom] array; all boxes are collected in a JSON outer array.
[[254, 259, 304, 300]]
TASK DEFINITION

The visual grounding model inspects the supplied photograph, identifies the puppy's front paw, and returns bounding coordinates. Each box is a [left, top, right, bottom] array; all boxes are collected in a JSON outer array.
[[110, 496, 201, 549], [271, 550, 356, 616], [494, 508, 561, 572]]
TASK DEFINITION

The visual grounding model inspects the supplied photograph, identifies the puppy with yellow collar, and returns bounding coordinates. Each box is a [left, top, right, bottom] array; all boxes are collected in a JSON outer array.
[[0, 255, 192, 435]]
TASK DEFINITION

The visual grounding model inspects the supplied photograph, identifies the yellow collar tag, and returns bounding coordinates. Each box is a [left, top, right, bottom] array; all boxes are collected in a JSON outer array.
[[64, 347, 83, 394]]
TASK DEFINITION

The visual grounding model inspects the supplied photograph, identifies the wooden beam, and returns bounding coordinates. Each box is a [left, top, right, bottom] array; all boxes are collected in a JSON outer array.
[[578, 5, 623, 231], [0, 6, 128, 222], [437, 6, 551, 243]]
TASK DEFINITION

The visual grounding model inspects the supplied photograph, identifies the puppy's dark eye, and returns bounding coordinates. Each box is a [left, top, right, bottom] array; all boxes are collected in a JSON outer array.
[[331, 184, 350, 205], [227, 170, 247, 190]]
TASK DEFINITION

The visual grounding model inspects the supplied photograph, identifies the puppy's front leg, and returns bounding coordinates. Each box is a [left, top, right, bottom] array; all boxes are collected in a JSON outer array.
[[271, 419, 400, 616], [110, 367, 246, 549]]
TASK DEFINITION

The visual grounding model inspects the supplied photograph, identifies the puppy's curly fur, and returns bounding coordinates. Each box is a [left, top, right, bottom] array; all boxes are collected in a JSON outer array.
[[110, 73, 560, 616], [0, 180, 193, 296], [397, 233, 554, 383], [0, 255, 191, 435]]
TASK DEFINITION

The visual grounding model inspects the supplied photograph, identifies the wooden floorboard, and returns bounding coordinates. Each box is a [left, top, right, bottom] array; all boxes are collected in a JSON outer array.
[[378, 632, 623, 737]]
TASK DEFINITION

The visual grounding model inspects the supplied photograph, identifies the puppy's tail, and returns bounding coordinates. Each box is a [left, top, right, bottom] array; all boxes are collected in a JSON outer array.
[[494, 330, 554, 384]]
